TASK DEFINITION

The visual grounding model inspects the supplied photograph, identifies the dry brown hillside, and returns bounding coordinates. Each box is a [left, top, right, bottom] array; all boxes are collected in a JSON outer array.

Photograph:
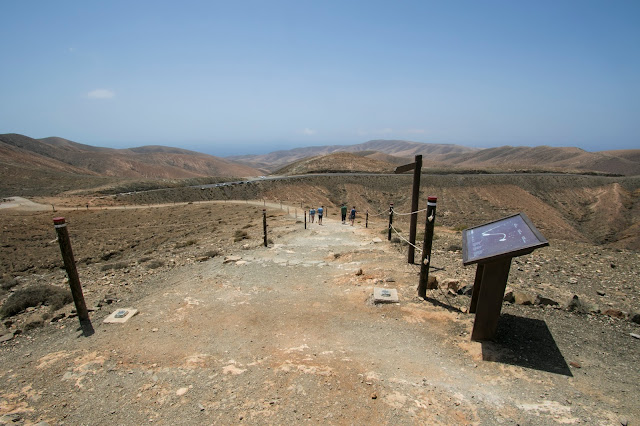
[[1, 134, 260, 180], [275, 152, 396, 175], [230, 140, 640, 176]]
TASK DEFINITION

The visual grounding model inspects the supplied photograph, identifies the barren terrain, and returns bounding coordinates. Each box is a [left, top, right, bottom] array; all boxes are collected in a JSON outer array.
[[1, 188, 639, 424]]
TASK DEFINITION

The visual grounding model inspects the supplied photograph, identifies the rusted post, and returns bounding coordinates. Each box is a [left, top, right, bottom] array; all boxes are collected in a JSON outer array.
[[388, 203, 394, 241], [408, 155, 422, 264], [304, 210, 307, 229], [366, 210, 369, 228], [418, 197, 438, 298], [263, 209, 268, 247], [53, 217, 89, 322]]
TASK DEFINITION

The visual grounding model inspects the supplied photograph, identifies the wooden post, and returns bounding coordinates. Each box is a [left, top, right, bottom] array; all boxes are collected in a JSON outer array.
[[366, 210, 369, 228], [263, 209, 268, 247], [408, 155, 422, 264], [53, 217, 89, 322], [388, 203, 394, 241], [287, 206, 289, 215], [304, 210, 307, 229], [417, 197, 437, 298], [471, 258, 512, 340]]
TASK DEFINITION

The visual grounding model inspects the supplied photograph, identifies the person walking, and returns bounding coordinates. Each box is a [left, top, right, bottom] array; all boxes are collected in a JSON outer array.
[[309, 207, 316, 223], [341, 203, 348, 224], [350, 206, 357, 226], [317, 205, 324, 225]]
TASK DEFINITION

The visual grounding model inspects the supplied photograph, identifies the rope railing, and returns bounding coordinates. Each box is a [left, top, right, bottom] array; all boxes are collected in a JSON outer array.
[[391, 206, 429, 216], [390, 224, 423, 253]]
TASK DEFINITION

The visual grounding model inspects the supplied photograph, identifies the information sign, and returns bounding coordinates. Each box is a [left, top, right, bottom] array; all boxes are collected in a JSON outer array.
[[462, 213, 548, 266]]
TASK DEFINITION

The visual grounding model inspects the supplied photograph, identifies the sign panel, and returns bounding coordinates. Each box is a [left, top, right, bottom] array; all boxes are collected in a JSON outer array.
[[462, 213, 548, 265], [394, 162, 416, 174]]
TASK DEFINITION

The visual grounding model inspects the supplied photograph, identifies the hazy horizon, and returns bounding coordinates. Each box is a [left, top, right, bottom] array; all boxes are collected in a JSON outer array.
[[1, 1, 638, 154]]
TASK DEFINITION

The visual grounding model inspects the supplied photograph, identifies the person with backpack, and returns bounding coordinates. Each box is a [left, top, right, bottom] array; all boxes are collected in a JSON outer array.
[[317, 206, 324, 225], [350, 206, 357, 226], [309, 207, 316, 223]]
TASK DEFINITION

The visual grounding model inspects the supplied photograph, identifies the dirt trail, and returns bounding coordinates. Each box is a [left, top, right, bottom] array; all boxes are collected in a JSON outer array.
[[0, 206, 635, 424]]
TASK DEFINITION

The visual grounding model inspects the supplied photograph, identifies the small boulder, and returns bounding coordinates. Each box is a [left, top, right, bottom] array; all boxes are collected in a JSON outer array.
[[630, 312, 640, 325], [566, 295, 599, 314], [223, 255, 242, 264], [596, 290, 606, 296], [457, 284, 474, 296], [535, 295, 559, 307], [427, 275, 438, 290], [440, 278, 460, 292], [513, 291, 535, 306], [503, 290, 515, 303], [603, 309, 625, 319], [355, 268, 363, 276]]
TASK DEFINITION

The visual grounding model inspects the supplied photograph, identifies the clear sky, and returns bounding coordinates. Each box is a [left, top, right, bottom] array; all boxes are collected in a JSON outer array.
[[1, 0, 638, 156]]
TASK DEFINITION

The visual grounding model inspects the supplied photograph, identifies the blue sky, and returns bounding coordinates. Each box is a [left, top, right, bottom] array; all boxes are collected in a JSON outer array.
[[1, 1, 638, 156]]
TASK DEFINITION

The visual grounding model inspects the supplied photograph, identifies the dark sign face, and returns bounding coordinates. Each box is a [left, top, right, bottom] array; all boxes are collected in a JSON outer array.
[[462, 213, 548, 265]]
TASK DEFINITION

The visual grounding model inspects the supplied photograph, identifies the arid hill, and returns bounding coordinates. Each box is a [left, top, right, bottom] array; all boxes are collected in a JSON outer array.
[[0, 134, 260, 180], [274, 152, 397, 175], [230, 140, 640, 176], [228, 140, 476, 172]]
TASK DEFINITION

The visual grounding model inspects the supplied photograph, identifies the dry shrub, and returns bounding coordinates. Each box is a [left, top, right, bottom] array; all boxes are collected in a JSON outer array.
[[203, 249, 220, 258], [1, 277, 19, 291], [101, 262, 129, 271], [175, 239, 198, 249], [0, 284, 72, 318], [234, 230, 248, 242], [147, 260, 165, 269]]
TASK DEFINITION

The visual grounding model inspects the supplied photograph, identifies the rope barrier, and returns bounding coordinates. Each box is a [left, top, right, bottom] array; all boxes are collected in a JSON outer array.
[[391, 206, 428, 216], [389, 224, 423, 253]]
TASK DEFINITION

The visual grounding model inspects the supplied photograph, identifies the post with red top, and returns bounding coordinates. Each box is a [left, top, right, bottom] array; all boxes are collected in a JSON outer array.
[[263, 209, 268, 247], [388, 203, 394, 241], [418, 196, 438, 299], [53, 217, 89, 323]]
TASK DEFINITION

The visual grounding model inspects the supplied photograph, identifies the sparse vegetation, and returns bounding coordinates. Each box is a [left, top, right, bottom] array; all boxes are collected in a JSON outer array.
[[101, 262, 129, 271], [175, 239, 198, 249], [234, 230, 249, 242], [1, 277, 19, 291], [0, 284, 72, 318], [147, 260, 165, 269]]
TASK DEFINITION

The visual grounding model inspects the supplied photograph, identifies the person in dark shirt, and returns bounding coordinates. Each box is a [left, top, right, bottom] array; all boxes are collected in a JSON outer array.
[[341, 203, 348, 224]]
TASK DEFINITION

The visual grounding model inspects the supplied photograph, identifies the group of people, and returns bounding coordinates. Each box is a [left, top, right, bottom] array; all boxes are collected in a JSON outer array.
[[308, 204, 357, 226]]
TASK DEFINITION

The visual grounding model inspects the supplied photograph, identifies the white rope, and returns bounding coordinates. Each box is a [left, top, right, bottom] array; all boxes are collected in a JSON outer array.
[[391, 207, 429, 216], [390, 224, 423, 253]]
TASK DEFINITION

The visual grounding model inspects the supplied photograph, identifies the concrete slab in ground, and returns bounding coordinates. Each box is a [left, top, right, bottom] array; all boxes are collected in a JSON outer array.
[[103, 308, 138, 323], [373, 287, 399, 303]]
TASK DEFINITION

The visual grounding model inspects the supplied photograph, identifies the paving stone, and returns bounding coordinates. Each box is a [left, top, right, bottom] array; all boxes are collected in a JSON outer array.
[[373, 288, 398, 304], [103, 308, 138, 324]]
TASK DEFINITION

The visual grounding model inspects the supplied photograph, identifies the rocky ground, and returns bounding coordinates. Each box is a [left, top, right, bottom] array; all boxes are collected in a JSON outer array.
[[0, 197, 639, 425]]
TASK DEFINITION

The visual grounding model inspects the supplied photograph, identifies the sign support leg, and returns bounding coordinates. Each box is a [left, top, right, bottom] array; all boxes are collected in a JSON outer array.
[[471, 258, 512, 341]]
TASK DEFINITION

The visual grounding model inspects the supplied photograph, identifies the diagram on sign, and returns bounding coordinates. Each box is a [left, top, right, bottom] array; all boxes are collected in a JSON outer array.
[[462, 213, 549, 265], [481, 226, 507, 241]]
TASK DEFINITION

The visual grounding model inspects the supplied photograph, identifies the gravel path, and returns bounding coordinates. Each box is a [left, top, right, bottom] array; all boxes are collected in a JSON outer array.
[[0, 208, 637, 425]]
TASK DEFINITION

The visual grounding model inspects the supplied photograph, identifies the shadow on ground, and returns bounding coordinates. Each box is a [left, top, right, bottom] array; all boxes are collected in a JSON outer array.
[[481, 313, 572, 377]]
